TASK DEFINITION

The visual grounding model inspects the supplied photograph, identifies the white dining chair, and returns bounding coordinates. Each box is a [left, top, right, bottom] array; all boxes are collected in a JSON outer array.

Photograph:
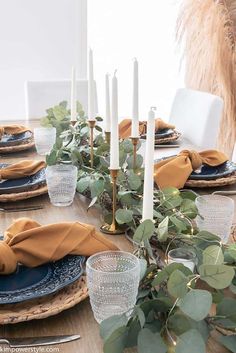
[[25, 80, 98, 119], [169, 88, 224, 149], [232, 143, 236, 162]]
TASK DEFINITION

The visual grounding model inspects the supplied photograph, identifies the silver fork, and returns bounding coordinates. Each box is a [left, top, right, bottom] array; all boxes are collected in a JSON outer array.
[[0, 205, 43, 212]]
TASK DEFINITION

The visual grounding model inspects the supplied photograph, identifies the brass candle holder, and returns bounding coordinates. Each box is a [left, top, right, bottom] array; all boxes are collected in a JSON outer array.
[[71, 120, 77, 127], [100, 168, 124, 235], [130, 137, 140, 170], [88, 120, 96, 168], [105, 131, 111, 144]]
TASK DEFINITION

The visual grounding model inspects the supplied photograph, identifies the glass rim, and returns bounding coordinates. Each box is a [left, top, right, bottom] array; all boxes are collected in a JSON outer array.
[[34, 127, 56, 131], [196, 194, 234, 206], [86, 250, 140, 275], [46, 164, 77, 171], [168, 248, 196, 261]]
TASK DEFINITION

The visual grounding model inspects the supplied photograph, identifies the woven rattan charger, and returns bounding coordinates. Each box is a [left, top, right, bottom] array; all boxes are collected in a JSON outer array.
[[0, 184, 48, 202], [154, 131, 181, 145], [0, 139, 35, 153], [0, 276, 88, 324], [185, 172, 236, 188]]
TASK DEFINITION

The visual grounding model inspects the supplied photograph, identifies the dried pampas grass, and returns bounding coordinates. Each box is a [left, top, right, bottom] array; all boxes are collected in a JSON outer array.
[[177, 0, 236, 157]]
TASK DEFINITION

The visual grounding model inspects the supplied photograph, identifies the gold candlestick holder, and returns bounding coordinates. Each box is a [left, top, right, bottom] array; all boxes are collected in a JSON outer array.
[[71, 120, 77, 127], [130, 137, 140, 170], [88, 120, 96, 168], [100, 168, 124, 235], [105, 131, 111, 144]]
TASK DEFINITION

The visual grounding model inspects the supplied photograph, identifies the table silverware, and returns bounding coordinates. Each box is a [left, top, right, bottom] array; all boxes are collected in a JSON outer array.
[[155, 144, 180, 148], [0, 334, 80, 348], [0, 205, 43, 212]]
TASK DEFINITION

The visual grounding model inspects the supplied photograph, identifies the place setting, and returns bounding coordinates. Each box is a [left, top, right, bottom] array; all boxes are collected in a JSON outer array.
[[0, 125, 35, 154]]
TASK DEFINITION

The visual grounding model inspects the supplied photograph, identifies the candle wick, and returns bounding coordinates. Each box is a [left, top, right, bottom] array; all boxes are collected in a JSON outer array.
[[151, 106, 157, 111], [114, 69, 117, 76], [133, 57, 137, 62]]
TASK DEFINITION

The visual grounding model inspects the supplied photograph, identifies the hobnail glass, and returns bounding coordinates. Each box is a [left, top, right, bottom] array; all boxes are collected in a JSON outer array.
[[45, 165, 77, 207], [86, 251, 140, 323], [195, 195, 234, 243], [34, 127, 56, 155]]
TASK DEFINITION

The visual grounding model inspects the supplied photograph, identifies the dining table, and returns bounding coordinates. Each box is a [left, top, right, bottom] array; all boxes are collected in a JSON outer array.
[[0, 119, 235, 353]]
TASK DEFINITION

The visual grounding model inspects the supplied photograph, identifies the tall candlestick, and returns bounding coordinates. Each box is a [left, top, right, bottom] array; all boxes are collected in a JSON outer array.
[[142, 107, 156, 221], [70, 66, 77, 122], [110, 71, 119, 169], [131, 58, 139, 137], [105, 73, 111, 132], [88, 48, 96, 120]]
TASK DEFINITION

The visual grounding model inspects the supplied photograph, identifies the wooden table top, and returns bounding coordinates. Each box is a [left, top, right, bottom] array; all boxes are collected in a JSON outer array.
[[0, 120, 235, 353]]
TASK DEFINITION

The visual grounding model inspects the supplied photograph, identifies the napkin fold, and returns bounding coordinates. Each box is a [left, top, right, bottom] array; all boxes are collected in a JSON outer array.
[[154, 149, 228, 189], [0, 125, 31, 140], [0, 160, 46, 180], [119, 118, 175, 139], [0, 218, 119, 275]]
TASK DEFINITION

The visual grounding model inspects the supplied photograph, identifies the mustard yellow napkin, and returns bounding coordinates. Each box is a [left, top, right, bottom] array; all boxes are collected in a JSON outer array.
[[119, 118, 175, 139], [154, 150, 228, 189], [0, 160, 46, 180], [0, 125, 31, 140], [0, 218, 119, 275]]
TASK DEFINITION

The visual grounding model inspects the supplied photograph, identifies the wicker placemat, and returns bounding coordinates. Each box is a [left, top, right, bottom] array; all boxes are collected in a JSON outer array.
[[185, 172, 236, 188], [154, 131, 181, 145], [0, 140, 35, 153], [0, 276, 88, 325], [0, 184, 48, 202]]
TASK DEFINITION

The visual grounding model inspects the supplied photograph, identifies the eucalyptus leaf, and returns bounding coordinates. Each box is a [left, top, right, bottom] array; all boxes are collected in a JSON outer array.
[[128, 171, 142, 190], [137, 328, 167, 353], [100, 314, 128, 341], [90, 179, 105, 198], [157, 216, 169, 242], [218, 335, 236, 353], [178, 290, 212, 321], [127, 154, 143, 169], [77, 177, 90, 193], [216, 298, 236, 323], [115, 209, 133, 224], [167, 270, 189, 298], [87, 196, 98, 210], [202, 245, 224, 265], [180, 199, 198, 219], [133, 220, 155, 244], [139, 259, 148, 281], [175, 329, 206, 353], [199, 264, 235, 289], [103, 326, 129, 353]]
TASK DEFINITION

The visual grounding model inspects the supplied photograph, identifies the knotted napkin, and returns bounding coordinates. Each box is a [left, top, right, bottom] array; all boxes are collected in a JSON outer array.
[[154, 149, 228, 189], [119, 118, 175, 139], [0, 125, 31, 140], [0, 160, 46, 180], [0, 218, 119, 275]]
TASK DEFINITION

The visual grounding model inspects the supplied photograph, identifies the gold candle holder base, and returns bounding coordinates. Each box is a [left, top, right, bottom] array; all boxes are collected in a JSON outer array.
[[105, 131, 111, 144], [100, 168, 124, 235], [130, 137, 140, 170], [88, 120, 96, 168]]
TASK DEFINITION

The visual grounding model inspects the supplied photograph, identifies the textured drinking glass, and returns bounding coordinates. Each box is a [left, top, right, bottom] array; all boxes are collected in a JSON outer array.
[[46, 165, 77, 207], [168, 248, 196, 272], [86, 251, 140, 323], [196, 195, 234, 243], [34, 127, 56, 155]]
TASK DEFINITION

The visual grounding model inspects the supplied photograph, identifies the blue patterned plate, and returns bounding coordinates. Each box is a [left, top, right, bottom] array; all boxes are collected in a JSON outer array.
[[0, 131, 33, 147], [0, 164, 46, 194], [155, 128, 174, 139], [154, 157, 236, 180], [0, 254, 85, 304]]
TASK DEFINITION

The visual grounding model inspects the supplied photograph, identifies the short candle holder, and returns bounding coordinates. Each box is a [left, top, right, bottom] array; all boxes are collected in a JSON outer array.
[[105, 131, 111, 144], [88, 120, 96, 168], [100, 168, 124, 235], [130, 137, 140, 170]]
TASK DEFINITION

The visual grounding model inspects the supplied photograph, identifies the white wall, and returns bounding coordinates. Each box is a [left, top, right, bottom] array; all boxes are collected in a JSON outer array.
[[88, 0, 184, 121], [0, 0, 87, 120]]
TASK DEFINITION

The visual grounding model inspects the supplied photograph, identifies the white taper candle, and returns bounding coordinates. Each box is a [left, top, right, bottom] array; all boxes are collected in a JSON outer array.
[[88, 48, 96, 120], [105, 73, 111, 132], [142, 107, 156, 221], [70, 66, 77, 122], [131, 58, 139, 137], [110, 71, 119, 169]]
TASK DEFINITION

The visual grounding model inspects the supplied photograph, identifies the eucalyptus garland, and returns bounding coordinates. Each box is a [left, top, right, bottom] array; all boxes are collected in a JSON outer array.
[[41, 102, 236, 353]]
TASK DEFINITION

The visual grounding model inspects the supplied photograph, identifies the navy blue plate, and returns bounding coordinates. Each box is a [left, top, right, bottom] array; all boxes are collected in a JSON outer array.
[[0, 164, 46, 194], [0, 254, 85, 304], [0, 131, 33, 147], [155, 156, 236, 180], [155, 128, 174, 139]]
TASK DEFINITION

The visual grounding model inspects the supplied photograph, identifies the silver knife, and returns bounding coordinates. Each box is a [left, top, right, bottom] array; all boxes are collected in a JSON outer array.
[[0, 334, 80, 348]]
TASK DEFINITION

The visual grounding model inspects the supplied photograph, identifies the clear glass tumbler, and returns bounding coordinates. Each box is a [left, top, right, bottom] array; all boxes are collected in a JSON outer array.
[[46, 165, 77, 207], [86, 251, 140, 323], [168, 248, 196, 272], [34, 127, 56, 155], [195, 195, 234, 243]]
